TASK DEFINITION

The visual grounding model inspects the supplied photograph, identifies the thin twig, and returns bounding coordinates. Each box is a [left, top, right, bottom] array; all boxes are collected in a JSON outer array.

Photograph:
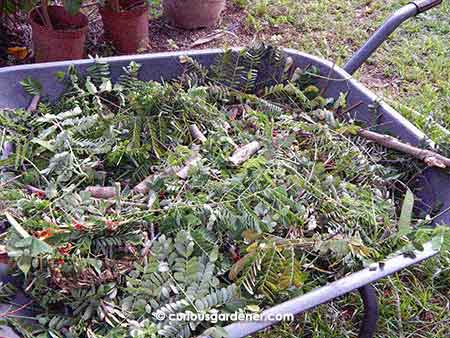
[[0, 300, 34, 318], [359, 129, 450, 168], [339, 100, 364, 116], [389, 277, 405, 338]]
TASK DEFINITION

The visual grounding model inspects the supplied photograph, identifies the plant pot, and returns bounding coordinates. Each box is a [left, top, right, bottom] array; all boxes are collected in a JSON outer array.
[[163, 0, 226, 30], [29, 6, 88, 63], [99, 0, 149, 54]]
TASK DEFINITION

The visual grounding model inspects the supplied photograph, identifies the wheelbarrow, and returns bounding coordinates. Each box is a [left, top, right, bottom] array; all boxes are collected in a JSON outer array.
[[0, 1, 447, 337]]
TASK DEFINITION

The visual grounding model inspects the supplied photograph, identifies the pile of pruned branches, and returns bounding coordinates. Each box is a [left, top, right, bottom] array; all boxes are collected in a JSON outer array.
[[0, 44, 448, 338]]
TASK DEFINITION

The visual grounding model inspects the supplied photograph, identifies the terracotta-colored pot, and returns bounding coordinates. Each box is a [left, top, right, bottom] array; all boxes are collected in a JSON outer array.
[[163, 0, 226, 30], [99, 0, 149, 54], [29, 6, 88, 63]]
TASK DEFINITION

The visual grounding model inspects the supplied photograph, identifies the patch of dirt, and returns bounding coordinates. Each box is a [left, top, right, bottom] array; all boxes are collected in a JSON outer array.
[[1, 3, 257, 67], [1, 3, 302, 68], [359, 64, 402, 97], [146, 3, 255, 52]]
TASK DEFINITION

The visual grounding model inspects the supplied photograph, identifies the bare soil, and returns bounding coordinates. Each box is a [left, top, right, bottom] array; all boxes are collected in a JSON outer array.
[[1, 3, 255, 67]]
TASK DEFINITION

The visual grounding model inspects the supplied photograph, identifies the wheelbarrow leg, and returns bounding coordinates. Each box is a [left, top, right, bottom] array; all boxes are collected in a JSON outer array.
[[358, 284, 379, 338]]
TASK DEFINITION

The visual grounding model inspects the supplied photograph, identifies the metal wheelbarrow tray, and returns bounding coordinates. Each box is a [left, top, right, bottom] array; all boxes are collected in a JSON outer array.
[[0, 1, 447, 337]]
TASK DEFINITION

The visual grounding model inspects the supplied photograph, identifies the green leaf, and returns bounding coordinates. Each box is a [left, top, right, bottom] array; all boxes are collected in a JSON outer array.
[[20, 77, 42, 96], [202, 326, 229, 338], [432, 226, 450, 252], [54, 71, 66, 81], [86, 259, 103, 274], [63, 0, 82, 16], [99, 78, 113, 92], [17, 256, 32, 276], [245, 304, 260, 312], [398, 188, 414, 237], [209, 247, 219, 262], [30, 238, 54, 256], [85, 77, 98, 94], [431, 234, 444, 251]]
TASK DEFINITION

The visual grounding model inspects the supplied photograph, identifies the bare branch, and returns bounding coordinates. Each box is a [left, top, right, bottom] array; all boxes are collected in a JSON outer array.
[[359, 129, 450, 168]]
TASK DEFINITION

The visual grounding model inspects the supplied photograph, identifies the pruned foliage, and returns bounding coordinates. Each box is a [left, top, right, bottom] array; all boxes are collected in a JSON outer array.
[[0, 43, 448, 337]]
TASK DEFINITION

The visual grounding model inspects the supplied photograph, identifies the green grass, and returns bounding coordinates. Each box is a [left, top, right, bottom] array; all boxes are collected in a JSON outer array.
[[231, 1, 450, 337]]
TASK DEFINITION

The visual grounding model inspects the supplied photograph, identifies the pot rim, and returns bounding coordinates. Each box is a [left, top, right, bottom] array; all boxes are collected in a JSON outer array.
[[99, 2, 149, 17]]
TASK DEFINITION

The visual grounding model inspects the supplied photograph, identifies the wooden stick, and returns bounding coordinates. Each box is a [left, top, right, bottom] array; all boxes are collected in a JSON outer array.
[[0, 300, 34, 318], [176, 145, 201, 179], [359, 129, 450, 168], [134, 145, 202, 194], [26, 185, 46, 196], [133, 166, 176, 195], [5, 212, 30, 238], [85, 186, 117, 199], [27, 95, 40, 113], [190, 124, 207, 143], [228, 141, 261, 166]]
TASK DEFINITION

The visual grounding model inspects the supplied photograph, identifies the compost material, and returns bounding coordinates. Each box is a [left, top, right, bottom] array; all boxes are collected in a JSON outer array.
[[0, 44, 447, 338]]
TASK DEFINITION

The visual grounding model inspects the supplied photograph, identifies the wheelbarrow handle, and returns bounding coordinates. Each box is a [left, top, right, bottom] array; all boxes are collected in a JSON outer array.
[[343, 0, 442, 75]]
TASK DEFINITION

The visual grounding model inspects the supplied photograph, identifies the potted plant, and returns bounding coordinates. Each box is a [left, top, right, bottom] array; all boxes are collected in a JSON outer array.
[[29, 0, 88, 62], [163, 0, 226, 30], [98, 0, 149, 54]]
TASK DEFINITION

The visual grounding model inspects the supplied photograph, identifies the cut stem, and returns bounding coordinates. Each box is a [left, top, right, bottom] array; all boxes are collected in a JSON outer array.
[[133, 166, 176, 195], [228, 141, 261, 166], [134, 145, 202, 194], [359, 129, 450, 168], [85, 186, 117, 199], [5, 212, 30, 238], [190, 124, 207, 143], [176, 144, 201, 179], [27, 95, 40, 113], [40, 1, 54, 30]]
